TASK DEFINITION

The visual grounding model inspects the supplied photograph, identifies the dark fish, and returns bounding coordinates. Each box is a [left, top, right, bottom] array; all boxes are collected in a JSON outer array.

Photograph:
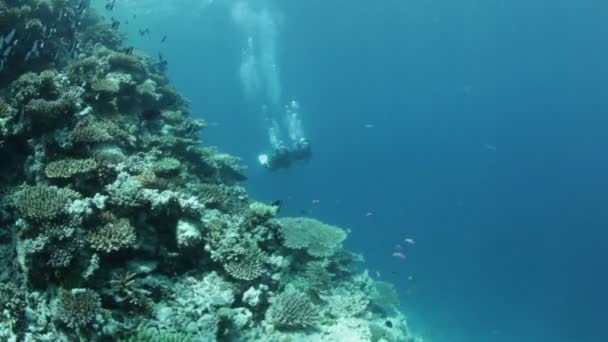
[[271, 200, 282, 213], [111, 19, 120, 30], [141, 108, 161, 120], [161, 35, 167, 43], [2, 45, 12, 58], [105, 0, 116, 11], [138, 28, 150, 36], [78, 0, 88, 15], [5, 28, 16, 45], [385, 320, 393, 328], [124, 46, 134, 55], [157, 52, 168, 69], [300, 209, 312, 215]]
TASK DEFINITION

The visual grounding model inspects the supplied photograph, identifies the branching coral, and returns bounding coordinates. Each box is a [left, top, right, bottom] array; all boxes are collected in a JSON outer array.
[[69, 119, 131, 145], [55, 289, 101, 329], [267, 287, 319, 329], [45, 158, 98, 179], [88, 218, 136, 253], [224, 247, 265, 281], [120, 332, 195, 342], [0, 282, 26, 323], [12, 184, 77, 221], [25, 90, 82, 126], [69, 120, 114, 144]]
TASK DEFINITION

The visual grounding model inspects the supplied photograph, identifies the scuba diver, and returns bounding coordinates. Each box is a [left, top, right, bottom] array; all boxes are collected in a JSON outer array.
[[258, 138, 312, 171]]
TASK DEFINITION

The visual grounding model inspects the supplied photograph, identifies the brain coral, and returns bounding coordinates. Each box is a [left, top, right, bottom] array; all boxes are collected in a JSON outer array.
[[278, 217, 347, 257]]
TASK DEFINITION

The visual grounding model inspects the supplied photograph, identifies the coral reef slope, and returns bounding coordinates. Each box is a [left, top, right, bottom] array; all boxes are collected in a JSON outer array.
[[0, 1, 417, 341]]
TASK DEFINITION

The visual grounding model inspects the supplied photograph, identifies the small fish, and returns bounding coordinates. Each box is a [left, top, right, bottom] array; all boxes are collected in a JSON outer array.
[[24, 40, 39, 61], [311, 199, 320, 204], [365, 211, 373, 217], [375, 271, 381, 278], [5, 28, 16, 45], [111, 19, 120, 30], [161, 35, 167, 43], [77, 0, 88, 15], [392, 251, 406, 259], [271, 200, 281, 213], [391, 271, 399, 276], [138, 28, 150, 36], [105, 0, 116, 11], [300, 209, 312, 215], [2, 45, 13, 58], [394, 244, 403, 251], [404, 238, 415, 245], [68, 40, 80, 53], [484, 144, 497, 151], [124, 47, 134, 55], [364, 124, 374, 129]]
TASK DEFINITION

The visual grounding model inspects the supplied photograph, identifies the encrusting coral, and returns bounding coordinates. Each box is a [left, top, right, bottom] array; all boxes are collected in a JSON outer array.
[[0, 1, 419, 341]]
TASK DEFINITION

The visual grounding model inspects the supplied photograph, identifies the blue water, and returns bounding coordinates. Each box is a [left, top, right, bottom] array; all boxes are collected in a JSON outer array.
[[113, 0, 608, 341]]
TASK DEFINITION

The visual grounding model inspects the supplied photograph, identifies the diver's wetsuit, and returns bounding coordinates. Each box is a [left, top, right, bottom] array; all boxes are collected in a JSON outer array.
[[266, 139, 312, 171]]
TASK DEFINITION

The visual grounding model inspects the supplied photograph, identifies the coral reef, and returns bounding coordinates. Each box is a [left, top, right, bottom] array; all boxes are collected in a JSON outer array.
[[0, 1, 419, 341]]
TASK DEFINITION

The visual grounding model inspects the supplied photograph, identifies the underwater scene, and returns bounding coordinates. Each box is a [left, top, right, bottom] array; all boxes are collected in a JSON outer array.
[[1, 0, 607, 341]]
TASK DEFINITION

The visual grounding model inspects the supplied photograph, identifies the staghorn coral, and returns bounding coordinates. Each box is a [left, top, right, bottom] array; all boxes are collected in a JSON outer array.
[[88, 218, 136, 253], [55, 289, 101, 329], [45, 158, 98, 179], [267, 286, 319, 329], [279, 217, 348, 258], [12, 184, 77, 221]]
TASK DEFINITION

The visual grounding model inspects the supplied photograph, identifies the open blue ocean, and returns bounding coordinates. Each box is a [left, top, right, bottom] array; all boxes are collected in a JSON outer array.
[[106, 0, 607, 341]]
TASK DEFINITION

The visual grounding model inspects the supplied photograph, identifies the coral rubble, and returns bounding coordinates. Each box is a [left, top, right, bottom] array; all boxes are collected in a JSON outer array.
[[0, 1, 418, 341]]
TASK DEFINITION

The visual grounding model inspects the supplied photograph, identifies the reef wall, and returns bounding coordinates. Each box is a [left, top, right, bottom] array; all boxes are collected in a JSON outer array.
[[0, 0, 416, 341]]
